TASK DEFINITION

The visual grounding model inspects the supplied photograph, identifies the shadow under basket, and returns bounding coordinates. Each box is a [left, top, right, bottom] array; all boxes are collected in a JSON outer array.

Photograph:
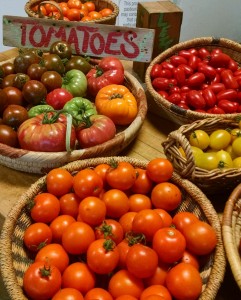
[[145, 36, 241, 125], [25, 0, 119, 24], [0, 156, 226, 299]]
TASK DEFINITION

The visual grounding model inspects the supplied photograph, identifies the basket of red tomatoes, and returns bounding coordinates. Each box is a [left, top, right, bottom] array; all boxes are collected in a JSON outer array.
[[222, 182, 241, 292], [0, 156, 225, 299], [162, 116, 241, 194], [145, 37, 241, 125], [0, 42, 147, 174], [25, 0, 119, 24]]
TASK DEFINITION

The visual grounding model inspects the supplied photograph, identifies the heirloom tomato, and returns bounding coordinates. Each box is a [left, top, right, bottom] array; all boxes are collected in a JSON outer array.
[[41, 70, 63, 92], [50, 41, 72, 59], [22, 80, 47, 105], [95, 84, 138, 125], [62, 69, 87, 97], [65, 55, 92, 74], [14, 49, 41, 74], [17, 112, 76, 152], [42, 53, 65, 74]]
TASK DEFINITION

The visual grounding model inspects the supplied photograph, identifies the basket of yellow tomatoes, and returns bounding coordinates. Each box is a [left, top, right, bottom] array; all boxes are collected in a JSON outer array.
[[25, 0, 119, 24], [0, 156, 225, 299], [162, 117, 241, 194]]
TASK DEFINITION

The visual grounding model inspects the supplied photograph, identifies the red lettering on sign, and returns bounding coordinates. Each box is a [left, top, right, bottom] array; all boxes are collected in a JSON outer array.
[[68, 27, 81, 54], [121, 31, 139, 59], [105, 32, 122, 55], [29, 25, 46, 47], [76, 26, 98, 53], [90, 33, 105, 55], [44, 27, 57, 47], [55, 26, 67, 42]]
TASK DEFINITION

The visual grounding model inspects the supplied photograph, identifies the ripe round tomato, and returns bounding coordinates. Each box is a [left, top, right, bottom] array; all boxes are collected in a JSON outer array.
[[195, 152, 219, 170], [23, 261, 62, 300], [30, 193, 60, 223], [0, 124, 18, 147], [132, 209, 163, 241], [131, 168, 153, 194], [209, 129, 231, 150], [216, 149, 233, 169], [62, 221, 95, 255], [46, 168, 73, 197], [232, 136, 241, 156], [108, 269, 144, 298], [118, 211, 137, 234], [140, 285, 172, 300], [3, 86, 24, 105], [153, 208, 172, 228], [94, 163, 110, 186], [189, 129, 210, 150], [41, 70, 63, 92], [144, 262, 170, 287], [46, 87, 73, 109], [126, 244, 158, 278], [115, 296, 138, 300], [49, 214, 76, 243], [35, 243, 69, 273], [59, 192, 81, 218], [181, 250, 200, 270], [172, 211, 199, 233], [116, 239, 132, 269], [87, 238, 120, 274], [2, 104, 28, 128], [106, 161, 136, 190], [23, 222, 52, 252], [165, 263, 202, 300], [95, 219, 124, 245], [146, 158, 173, 183], [73, 168, 103, 199], [62, 262, 96, 294], [52, 288, 84, 300], [182, 220, 217, 255], [152, 227, 186, 264], [128, 194, 152, 212], [78, 196, 106, 226], [102, 189, 129, 218], [84, 288, 113, 300], [22, 79, 47, 105], [151, 182, 182, 211]]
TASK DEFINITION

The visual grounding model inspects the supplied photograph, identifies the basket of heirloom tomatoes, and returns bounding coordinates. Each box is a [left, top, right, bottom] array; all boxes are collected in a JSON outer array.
[[145, 37, 241, 125], [162, 116, 241, 194], [0, 156, 226, 300], [0, 41, 147, 174], [25, 0, 119, 24]]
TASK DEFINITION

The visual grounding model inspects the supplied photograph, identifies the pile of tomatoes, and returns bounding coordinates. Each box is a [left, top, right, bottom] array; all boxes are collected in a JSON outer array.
[[32, 0, 114, 22], [0, 41, 138, 151], [22, 158, 217, 300], [150, 47, 241, 114]]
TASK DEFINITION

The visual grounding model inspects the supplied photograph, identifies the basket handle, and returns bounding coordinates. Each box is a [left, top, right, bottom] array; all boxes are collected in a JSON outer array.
[[38, 0, 64, 20]]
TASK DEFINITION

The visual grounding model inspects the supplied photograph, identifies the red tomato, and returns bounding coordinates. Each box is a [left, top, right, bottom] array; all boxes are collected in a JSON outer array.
[[116, 239, 132, 269], [30, 193, 60, 223], [73, 168, 103, 199], [197, 63, 216, 79], [118, 211, 137, 234], [50, 214, 76, 243], [218, 99, 239, 113], [146, 158, 173, 183], [62, 262, 96, 294], [198, 47, 210, 60], [209, 52, 231, 68], [140, 285, 172, 300], [170, 55, 188, 66], [46, 87, 73, 109], [152, 227, 186, 264], [108, 269, 144, 298], [150, 64, 163, 79], [221, 69, 239, 89], [94, 163, 111, 187], [165, 263, 202, 300], [106, 161, 138, 191], [144, 262, 170, 287], [78, 196, 106, 226], [151, 77, 171, 91], [95, 219, 124, 245], [62, 221, 95, 255], [102, 189, 129, 218], [59, 192, 81, 218], [187, 72, 205, 89], [217, 88, 238, 101], [126, 244, 158, 278], [35, 243, 69, 273], [202, 87, 217, 107], [115, 296, 137, 300], [173, 67, 186, 86], [167, 92, 182, 104], [132, 209, 163, 242], [181, 249, 200, 270], [128, 194, 152, 212], [153, 208, 173, 227], [87, 238, 120, 274], [23, 261, 62, 300], [186, 90, 206, 109], [151, 182, 182, 211], [209, 82, 225, 94], [172, 211, 199, 233], [182, 220, 217, 255], [188, 54, 201, 70], [52, 288, 84, 300], [85, 288, 113, 300], [23, 222, 52, 252], [131, 168, 153, 194], [46, 168, 73, 197]]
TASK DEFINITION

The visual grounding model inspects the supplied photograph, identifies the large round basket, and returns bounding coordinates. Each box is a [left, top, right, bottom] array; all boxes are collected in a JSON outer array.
[[0, 156, 226, 299], [145, 37, 241, 125], [25, 0, 119, 24], [222, 183, 241, 291], [162, 117, 241, 194], [0, 59, 147, 174]]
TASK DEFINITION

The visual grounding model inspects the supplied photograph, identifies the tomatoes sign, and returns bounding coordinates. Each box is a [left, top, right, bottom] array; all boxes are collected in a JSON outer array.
[[2, 15, 155, 62]]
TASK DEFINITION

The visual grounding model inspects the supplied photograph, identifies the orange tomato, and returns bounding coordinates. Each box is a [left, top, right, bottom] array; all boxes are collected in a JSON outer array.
[[99, 8, 113, 17], [84, 1, 96, 12], [88, 10, 103, 20]]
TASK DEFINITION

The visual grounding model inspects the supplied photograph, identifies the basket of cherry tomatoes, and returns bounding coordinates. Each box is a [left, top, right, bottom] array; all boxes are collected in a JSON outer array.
[[0, 156, 226, 299], [0, 42, 147, 174], [222, 182, 241, 292], [162, 116, 241, 194], [145, 37, 241, 125], [25, 0, 119, 24]]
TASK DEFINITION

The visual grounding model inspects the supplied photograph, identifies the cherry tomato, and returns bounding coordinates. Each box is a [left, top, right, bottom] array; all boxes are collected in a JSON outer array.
[[131, 168, 153, 194], [85, 288, 113, 300], [128, 194, 152, 212], [195, 152, 219, 170], [50, 214, 76, 243], [216, 149, 233, 169], [41, 70, 63, 92], [209, 52, 231, 68], [22, 80, 47, 105], [209, 129, 231, 150], [150, 64, 163, 79], [186, 90, 206, 109], [232, 137, 241, 156], [0, 124, 18, 147], [217, 88, 238, 101], [221, 69, 239, 89], [2, 104, 28, 128], [151, 77, 171, 91], [95, 219, 124, 245], [52, 288, 84, 300], [172, 211, 199, 233], [173, 67, 186, 86], [197, 63, 216, 80], [46, 168, 73, 197], [102, 189, 129, 218], [181, 249, 200, 270], [146, 158, 173, 183], [3, 86, 24, 105], [59, 192, 81, 218], [118, 211, 137, 235], [202, 88, 217, 108], [218, 99, 239, 113], [170, 55, 188, 66], [140, 285, 172, 300], [189, 129, 210, 150]]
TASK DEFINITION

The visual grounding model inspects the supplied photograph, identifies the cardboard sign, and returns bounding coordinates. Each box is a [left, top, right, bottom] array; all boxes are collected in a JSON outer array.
[[2, 15, 155, 62]]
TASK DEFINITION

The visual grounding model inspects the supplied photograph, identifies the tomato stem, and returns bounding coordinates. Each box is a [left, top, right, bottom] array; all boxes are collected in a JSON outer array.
[[66, 113, 73, 152]]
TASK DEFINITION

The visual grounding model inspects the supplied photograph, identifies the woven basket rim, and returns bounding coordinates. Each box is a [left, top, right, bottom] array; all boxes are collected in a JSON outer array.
[[145, 36, 241, 122], [0, 156, 226, 299], [24, 0, 119, 23]]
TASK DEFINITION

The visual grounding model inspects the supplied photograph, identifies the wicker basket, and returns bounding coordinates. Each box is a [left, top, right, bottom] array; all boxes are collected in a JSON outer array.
[[145, 36, 241, 125], [162, 117, 241, 194], [25, 0, 119, 24], [0, 63, 147, 174], [222, 183, 241, 291], [0, 156, 226, 299]]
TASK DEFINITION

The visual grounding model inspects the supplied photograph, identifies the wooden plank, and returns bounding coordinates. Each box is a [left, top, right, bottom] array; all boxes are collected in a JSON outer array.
[[3, 15, 155, 62]]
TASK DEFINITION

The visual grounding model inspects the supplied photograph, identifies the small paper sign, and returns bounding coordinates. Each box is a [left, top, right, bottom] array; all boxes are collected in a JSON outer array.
[[2, 15, 155, 62]]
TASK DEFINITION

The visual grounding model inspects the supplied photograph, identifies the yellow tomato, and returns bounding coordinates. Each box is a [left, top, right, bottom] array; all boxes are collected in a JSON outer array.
[[191, 146, 204, 165], [189, 130, 210, 150], [230, 128, 241, 142], [209, 129, 231, 150], [224, 144, 237, 160], [233, 157, 241, 168], [195, 152, 219, 171], [216, 150, 233, 169], [232, 137, 241, 157]]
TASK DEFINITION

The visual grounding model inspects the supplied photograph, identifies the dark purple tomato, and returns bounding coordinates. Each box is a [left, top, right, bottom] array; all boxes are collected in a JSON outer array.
[[22, 80, 47, 105], [0, 124, 18, 147]]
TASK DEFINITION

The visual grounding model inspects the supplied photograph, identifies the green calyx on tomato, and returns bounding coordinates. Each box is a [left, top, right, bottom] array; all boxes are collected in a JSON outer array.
[[63, 97, 97, 126], [62, 69, 87, 97], [28, 104, 54, 118]]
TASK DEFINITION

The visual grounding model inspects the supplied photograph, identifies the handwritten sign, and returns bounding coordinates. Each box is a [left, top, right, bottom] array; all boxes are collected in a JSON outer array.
[[2, 15, 155, 62]]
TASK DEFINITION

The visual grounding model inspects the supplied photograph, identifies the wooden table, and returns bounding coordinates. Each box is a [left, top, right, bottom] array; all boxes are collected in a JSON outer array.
[[0, 48, 240, 299]]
